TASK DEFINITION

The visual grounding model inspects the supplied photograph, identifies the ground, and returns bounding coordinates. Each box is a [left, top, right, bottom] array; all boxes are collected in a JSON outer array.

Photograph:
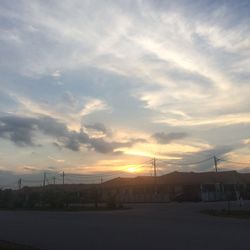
[[0, 240, 39, 250], [0, 201, 250, 250]]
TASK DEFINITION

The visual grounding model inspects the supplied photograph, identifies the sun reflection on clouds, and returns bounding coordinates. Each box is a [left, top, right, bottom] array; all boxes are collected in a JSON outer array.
[[118, 141, 212, 160], [67, 158, 151, 175], [0, 0, 250, 178]]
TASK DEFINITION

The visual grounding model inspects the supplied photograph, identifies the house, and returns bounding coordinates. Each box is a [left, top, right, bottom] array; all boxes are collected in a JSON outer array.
[[159, 171, 246, 201], [101, 176, 170, 203], [239, 173, 250, 199], [100, 171, 248, 202], [15, 171, 250, 204]]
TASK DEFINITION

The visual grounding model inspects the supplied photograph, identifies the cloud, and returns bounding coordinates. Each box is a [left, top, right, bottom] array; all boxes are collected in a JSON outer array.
[[48, 156, 65, 163], [1, 1, 249, 128], [152, 132, 188, 144], [61, 91, 76, 108], [0, 0, 249, 173], [79, 99, 109, 117], [155, 113, 250, 127], [84, 122, 111, 136], [51, 70, 61, 79], [0, 116, 37, 146], [0, 114, 141, 154], [158, 143, 244, 173], [8, 93, 110, 131], [23, 165, 38, 172]]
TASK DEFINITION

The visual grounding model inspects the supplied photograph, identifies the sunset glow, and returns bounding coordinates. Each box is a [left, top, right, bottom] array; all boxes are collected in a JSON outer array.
[[0, 0, 249, 187], [126, 166, 141, 173]]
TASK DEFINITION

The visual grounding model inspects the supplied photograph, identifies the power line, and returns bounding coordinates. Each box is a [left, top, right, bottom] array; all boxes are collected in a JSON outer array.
[[1, 156, 227, 188], [60, 159, 152, 178], [22, 179, 42, 183], [65, 164, 149, 181], [0, 160, 151, 188], [157, 156, 214, 166], [218, 158, 250, 165]]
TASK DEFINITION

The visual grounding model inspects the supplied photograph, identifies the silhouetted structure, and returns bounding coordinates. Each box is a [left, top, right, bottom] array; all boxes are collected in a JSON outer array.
[[100, 171, 247, 202], [1, 171, 250, 209]]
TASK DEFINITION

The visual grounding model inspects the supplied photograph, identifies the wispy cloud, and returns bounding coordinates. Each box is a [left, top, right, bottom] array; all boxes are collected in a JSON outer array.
[[48, 156, 65, 163], [155, 113, 250, 127], [7, 92, 110, 131], [0, 0, 249, 174]]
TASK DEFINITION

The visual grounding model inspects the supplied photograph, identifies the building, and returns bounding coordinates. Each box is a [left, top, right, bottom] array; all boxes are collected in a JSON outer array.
[[100, 171, 248, 202], [12, 171, 250, 205]]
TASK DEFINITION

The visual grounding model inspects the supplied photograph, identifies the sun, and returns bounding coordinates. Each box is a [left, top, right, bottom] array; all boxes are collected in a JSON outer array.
[[126, 166, 138, 173]]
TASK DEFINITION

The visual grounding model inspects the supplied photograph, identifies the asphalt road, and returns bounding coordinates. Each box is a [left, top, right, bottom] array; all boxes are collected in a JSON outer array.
[[0, 201, 250, 250]]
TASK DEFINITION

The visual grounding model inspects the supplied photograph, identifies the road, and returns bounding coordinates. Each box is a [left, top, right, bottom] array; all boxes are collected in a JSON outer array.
[[0, 201, 250, 250]]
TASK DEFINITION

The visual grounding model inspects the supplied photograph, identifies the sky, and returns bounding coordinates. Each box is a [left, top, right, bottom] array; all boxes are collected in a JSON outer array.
[[0, 0, 250, 187]]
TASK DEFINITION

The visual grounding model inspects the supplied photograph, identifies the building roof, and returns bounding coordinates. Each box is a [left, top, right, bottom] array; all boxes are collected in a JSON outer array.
[[19, 171, 250, 192], [159, 171, 245, 185], [101, 176, 154, 187], [102, 171, 247, 187]]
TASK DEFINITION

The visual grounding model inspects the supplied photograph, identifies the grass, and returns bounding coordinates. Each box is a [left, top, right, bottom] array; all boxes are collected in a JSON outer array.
[[201, 209, 250, 219]]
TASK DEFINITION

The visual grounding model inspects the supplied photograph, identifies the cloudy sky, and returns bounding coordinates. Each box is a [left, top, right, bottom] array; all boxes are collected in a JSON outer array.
[[0, 0, 250, 186]]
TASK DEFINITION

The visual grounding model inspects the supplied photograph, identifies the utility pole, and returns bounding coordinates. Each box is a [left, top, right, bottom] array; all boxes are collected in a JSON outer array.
[[18, 178, 22, 190], [152, 158, 157, 194], [214, 156, 218, 173], [62, 171, 65, 185], [43, 172, 46, 188], [53, 176, 56, 185], [153, 157, 157, 178], [214, 155, 221, 200]]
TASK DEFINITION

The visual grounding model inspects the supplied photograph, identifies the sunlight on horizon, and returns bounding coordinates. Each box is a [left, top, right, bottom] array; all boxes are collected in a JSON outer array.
[[0, 0, 249, 188]]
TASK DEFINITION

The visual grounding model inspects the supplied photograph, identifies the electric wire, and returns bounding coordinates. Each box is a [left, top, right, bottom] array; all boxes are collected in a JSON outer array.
[[218, 158, 250, 165], [156, 156, 214, 166]]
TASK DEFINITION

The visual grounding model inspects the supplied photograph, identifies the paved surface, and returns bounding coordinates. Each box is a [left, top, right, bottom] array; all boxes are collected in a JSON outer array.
[[0, 201, 250, 250]]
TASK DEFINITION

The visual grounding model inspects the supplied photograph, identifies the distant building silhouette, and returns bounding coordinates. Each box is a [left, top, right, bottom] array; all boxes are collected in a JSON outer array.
[[6, 171, 250, 207]]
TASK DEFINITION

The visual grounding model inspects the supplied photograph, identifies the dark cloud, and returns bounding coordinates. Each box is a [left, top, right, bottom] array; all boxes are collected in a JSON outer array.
[[84, 122, 110, 135], [88, 137, 146, 154], [89, 138, 118, 154], [0, 115, 142, 154], [0, 116, 37, 146], [153, 132, 188, 144]]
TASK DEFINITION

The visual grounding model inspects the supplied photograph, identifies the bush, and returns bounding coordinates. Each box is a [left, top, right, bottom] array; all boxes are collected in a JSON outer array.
[[106, 195, 123, 209]]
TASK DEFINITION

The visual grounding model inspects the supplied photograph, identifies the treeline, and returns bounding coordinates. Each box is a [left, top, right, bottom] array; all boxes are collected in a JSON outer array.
[[0, 187, 122, 210]]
